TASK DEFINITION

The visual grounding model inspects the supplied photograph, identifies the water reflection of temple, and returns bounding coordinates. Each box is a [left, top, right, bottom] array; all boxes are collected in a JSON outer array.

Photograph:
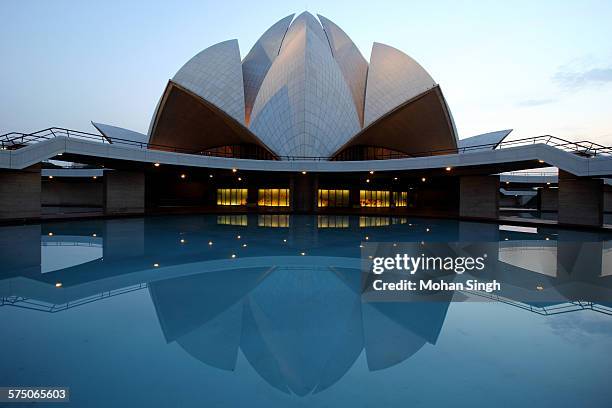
[[1, 215, 612, 393]]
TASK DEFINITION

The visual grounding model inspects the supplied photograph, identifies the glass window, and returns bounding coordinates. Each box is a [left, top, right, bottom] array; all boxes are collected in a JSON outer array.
[[318, 189, 350, 207], [359, 190, 390, 207], [217, 189, 247, 206], [393, 191, 408, 207], [258, 189, 290, 207]]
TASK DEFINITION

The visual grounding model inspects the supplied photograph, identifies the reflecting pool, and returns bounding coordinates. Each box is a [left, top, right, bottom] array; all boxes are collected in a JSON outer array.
[[1, 215, 612, 407]]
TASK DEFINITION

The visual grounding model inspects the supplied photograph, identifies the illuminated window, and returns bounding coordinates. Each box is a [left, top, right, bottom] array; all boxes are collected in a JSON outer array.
[[258, 188, 290, 207], [217, 215, 248, 226], [359, 190, 390, 207], [217, 189, 248, 206], [317, 215, 349, 228], [317, 189, 350, 207], [258, 214, 290, 227], [393, 191, 408, 207], [359, 216, 391, 227]]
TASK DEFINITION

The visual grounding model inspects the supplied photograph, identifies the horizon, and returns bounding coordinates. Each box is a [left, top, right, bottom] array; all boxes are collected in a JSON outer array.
[[1, 0, 611, 144]]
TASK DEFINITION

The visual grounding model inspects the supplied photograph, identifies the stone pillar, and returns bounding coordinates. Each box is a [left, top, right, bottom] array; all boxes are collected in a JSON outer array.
[[103, 170, 145, 215], [604, 185, 612, 214], [0, 165, 41, 220], [459, 175, 499, 219], [558, 171, 603, 227], [292, 174, 317, 213], [537, 187, 558, 212]]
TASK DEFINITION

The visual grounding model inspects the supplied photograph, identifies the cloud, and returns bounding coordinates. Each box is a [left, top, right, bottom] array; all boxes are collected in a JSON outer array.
[[553, 67, 612, 90], [516, 98, 556, 107]]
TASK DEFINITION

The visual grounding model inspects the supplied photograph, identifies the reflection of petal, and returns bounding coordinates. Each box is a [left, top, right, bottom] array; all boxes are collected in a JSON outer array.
[[176, 301, 243, 371], [363, 301, 451, 371], [240, 267, 362, 396], [148, 267, 268, 342]]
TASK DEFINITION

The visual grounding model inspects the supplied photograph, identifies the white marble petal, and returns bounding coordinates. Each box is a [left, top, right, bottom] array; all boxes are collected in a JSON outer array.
[[242, 14, 294, 125], [249, 13, 360, 158], [173, 39, 246, 125], [318, 14, 368, 126], [364, 42, 436, 126]]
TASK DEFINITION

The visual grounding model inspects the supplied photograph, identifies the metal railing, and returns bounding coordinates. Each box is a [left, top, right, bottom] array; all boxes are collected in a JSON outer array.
[[1, 127, 611, 160], [0, 283, 148, 313]]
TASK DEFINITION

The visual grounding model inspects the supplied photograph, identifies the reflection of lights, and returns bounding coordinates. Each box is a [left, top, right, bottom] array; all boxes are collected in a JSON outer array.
[[153, 263, 160, 267], [49, 176, 54, 179], [538, 160, 545, 163], [506, 181, 510, 185], [55, 282, 62, 288], [231, 254, 236, 258], [242, 243, 247, 247], [545, 237, 550, 240], [48, 232, 53, 236], [546, 182, 551, 185], [445, 167, 451, 171], [154, 163, 160, 167], [92, 176, 97, 180], [300, 252, 306, 256], [505, 238, 509, 241], [359, 244, 364, 248], [536, 285, 544, 291], [368, 255, 373, 259], [301, 171, 307, 175], [92, 233, 97, 237]]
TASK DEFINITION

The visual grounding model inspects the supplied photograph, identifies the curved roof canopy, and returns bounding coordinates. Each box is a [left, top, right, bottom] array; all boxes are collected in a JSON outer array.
[[140, 12, 460, 159]]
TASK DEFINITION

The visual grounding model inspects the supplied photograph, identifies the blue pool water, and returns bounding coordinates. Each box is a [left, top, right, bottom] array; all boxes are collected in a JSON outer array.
[[1, 215, 611, 407]]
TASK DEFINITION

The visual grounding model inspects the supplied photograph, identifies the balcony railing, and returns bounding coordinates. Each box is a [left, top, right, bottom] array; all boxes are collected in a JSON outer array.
[[1, 127, 611, 160]]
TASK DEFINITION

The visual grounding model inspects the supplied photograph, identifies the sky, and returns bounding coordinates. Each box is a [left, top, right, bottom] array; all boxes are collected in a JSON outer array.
[[1, 0, 611, 144]]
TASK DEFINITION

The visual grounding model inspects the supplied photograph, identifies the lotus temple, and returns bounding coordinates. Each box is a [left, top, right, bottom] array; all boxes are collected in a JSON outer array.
[[1, 12, 612, 228]]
